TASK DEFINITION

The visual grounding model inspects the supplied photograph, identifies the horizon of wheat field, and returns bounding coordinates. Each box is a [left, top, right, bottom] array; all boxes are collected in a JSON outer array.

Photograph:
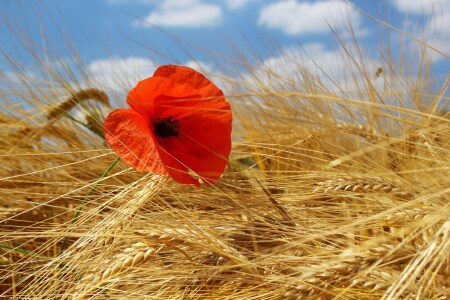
[[1, 1, 449, 299]]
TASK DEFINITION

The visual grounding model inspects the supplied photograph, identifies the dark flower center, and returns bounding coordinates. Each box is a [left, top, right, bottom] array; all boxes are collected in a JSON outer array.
[[154, 116, 181, 139]]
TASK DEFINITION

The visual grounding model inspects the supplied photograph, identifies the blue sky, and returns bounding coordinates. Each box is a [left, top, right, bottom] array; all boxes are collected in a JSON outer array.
[[1, 0, 449, 94]]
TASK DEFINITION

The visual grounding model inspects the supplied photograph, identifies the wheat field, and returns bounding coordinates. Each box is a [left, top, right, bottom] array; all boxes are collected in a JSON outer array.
[[0, 8, 449, 300]]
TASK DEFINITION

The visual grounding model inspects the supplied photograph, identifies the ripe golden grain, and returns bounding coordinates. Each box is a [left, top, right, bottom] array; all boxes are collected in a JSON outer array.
[[46, 88, 110, 120]]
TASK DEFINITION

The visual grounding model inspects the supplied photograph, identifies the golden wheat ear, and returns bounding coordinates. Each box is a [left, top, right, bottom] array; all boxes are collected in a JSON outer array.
[[46, 88, 110, 120]]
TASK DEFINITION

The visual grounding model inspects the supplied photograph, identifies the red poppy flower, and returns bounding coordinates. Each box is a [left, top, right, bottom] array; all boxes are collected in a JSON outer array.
[[104, 65, 232, 186]]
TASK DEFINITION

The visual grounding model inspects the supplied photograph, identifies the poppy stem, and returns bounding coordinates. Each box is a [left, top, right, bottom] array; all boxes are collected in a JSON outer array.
[[63, 113, 105, 138], [59, 157, 120, 255], [0, 243, 50, 260]]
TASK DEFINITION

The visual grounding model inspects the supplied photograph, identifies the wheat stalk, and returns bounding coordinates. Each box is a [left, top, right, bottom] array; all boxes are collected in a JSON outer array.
[[46, 88, 110, 120], [13, 174, 168, 299]]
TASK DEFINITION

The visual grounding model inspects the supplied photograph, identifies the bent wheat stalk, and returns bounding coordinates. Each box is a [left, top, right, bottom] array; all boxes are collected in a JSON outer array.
[[46, 88, 110, 120], [16, 174, 168, 299]]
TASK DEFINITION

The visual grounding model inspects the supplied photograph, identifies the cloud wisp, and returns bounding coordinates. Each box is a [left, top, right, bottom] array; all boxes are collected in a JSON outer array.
[[392, 0, 448, 15], [258, 0, 363, 36], [242, 43, 386, 94], [392, 0, 450, 61], [135, 0, 222, 28], [86, 56, 215, 93], [87, 56, 157, 92], [226, 0, 258, 10]]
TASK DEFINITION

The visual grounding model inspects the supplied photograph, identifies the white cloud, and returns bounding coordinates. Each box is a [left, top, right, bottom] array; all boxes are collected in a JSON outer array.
[[1, 69, 45, 89], [393, 0, 450, 61], [86, 57, 218, 93], [258, 0, 363, 35], [185, 60, 213, 73], [87, 56, 157, 92], [430, 11, 450, 60], [258, 44, 352, 88], [392, 0, 448, 15], [242, 43, 387, 94], [233, 44, 424, 113], [136, 0, 222, 28], [226, 0, 258, 9]]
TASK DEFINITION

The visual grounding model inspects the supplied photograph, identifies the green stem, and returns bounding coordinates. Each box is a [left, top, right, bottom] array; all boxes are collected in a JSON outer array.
[[0, 244, 49, 259], [64, 113, 104, 138], [59, 157, 120, 255], [0, 243, 70, 271], [64, 113, 87, 127]]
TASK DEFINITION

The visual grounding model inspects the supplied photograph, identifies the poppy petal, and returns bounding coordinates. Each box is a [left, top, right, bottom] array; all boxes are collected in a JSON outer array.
[[104, 108, 167, 174], [106, 65, 232, 186], [153, 65, 226, 118], [126, 76, 200, 121], [155, 145, 201, 186], [154, 65, 223, 97], [159, 116, 232, 183], [152, 93, 231, 127]]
